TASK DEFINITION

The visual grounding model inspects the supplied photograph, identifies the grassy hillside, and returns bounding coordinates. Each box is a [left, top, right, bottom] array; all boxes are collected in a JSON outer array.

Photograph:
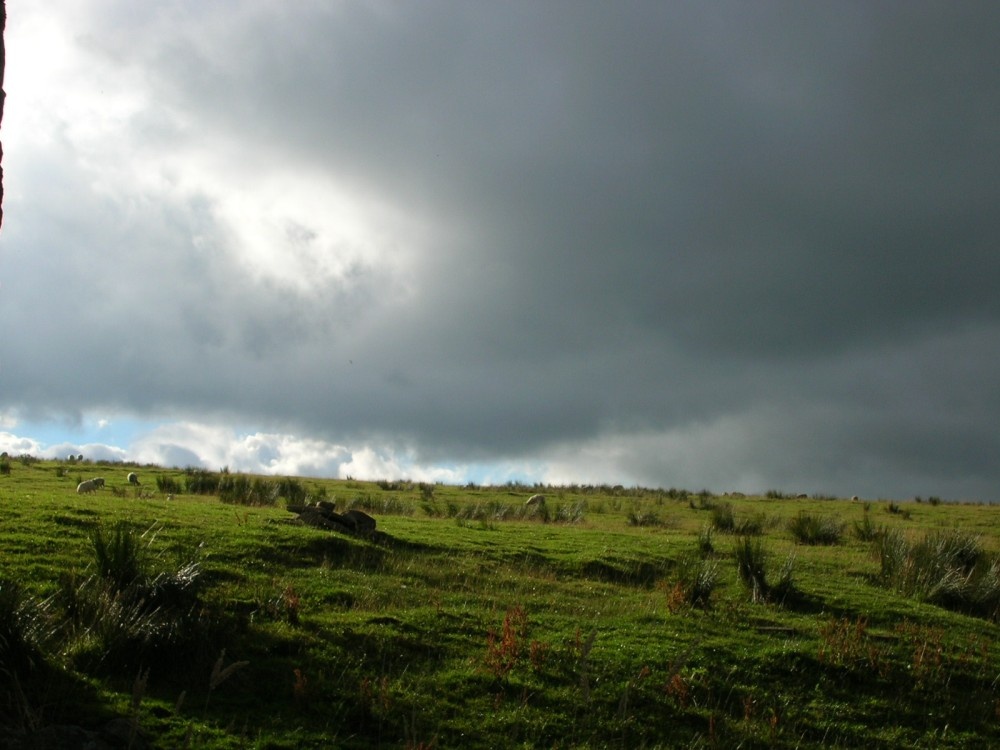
[[2, 456, 999, 748]]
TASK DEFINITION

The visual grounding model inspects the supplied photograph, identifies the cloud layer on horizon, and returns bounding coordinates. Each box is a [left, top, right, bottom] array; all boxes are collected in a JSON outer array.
[[3, 3, 1000, 500]]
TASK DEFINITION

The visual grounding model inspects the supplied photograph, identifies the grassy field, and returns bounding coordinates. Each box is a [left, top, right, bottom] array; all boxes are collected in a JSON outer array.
[[2, 457, 1000, 748]]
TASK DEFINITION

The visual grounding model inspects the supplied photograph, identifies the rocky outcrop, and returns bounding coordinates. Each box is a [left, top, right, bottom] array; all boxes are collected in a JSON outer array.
[[1, 1, 5, 230], [288, 503, 376, 537]]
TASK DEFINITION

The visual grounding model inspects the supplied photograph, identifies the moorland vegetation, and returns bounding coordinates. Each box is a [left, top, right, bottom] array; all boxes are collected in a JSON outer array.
[[1, 455, 999, 748]]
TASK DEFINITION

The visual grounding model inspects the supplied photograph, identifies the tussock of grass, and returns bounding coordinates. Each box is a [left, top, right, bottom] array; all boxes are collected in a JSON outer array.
[[669, 555, 720, 609], [734, 536, 770, 602], [626, 508, 667, 527], [0, 580, 47, 679], [711, 503, 767, 535], [853, 511, 884, 541], [876, 528, 1000, 619], [788, 511, 844, 545]]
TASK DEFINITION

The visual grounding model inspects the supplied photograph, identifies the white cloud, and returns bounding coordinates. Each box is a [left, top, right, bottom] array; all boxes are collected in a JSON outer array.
[[337, 445, 468, 485], [0, 433, 44, 457]]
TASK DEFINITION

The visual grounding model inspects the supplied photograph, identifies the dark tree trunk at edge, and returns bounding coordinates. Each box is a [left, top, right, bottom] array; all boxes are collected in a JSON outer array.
[[1, 1, 6, 230]]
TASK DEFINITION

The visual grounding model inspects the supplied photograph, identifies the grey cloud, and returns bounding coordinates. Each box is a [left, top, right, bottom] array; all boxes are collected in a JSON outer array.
[[4, 2, 1000, 499]]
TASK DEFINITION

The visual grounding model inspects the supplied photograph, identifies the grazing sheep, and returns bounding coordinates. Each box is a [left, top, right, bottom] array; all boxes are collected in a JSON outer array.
[[77, 479, 99, 494], [796, 493, 808, 499], [525, 494, 546, 507], [127, 472, 141, 486], [851, 495, 859, 502]]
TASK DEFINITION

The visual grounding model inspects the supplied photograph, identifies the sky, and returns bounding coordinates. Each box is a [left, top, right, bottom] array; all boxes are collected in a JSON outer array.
[[2, 2, 999, 500]]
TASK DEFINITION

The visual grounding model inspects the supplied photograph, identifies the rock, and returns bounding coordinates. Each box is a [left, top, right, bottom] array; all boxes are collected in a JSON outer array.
[[342, 509, 376, 533], [298, 508, 352, 534]]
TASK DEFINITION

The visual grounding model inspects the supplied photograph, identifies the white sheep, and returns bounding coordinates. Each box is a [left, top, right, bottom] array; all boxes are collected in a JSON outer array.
[[77, 479, 99, 494], [93, 477, 105, 488], [127, 472, 141, 486]]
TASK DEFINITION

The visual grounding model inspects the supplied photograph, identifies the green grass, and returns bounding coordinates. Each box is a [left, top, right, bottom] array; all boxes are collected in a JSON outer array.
[[2, 460, 1000, 747]]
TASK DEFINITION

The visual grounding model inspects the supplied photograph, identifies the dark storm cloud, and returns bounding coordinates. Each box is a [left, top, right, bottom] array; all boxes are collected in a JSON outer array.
[[3, 2, 1000, 498]]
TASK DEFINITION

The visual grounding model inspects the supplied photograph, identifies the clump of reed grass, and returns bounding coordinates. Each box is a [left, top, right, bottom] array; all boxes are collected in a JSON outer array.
[[735, 513, 767, 536], [669, 555, 720, 610], [156, 474, 182, 494], [204, 649, 250, 713], [770, 553, 798, 604], [732, 538, 797, 605], [696, 525, 715, 557], [734, 537, 770, 603], [885, 501, 911, 519], [91, 521, 147, 592], [554, 501, 586, 524], [787, 512, 844, 545], [0, 580, 49, 681], [456, 501, 514, 522], [876, 528, 1000, 619], [711, 503, 766, 535], [626, 509, 666, 527], [61, 523, 205, 674], [852, 511, 884, 542], [710, 503, 735, 532]]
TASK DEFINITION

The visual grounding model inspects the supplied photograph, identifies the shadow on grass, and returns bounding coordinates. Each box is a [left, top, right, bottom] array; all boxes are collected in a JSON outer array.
[[580, 558, 670, 587], [1, 660, 122, 744]]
